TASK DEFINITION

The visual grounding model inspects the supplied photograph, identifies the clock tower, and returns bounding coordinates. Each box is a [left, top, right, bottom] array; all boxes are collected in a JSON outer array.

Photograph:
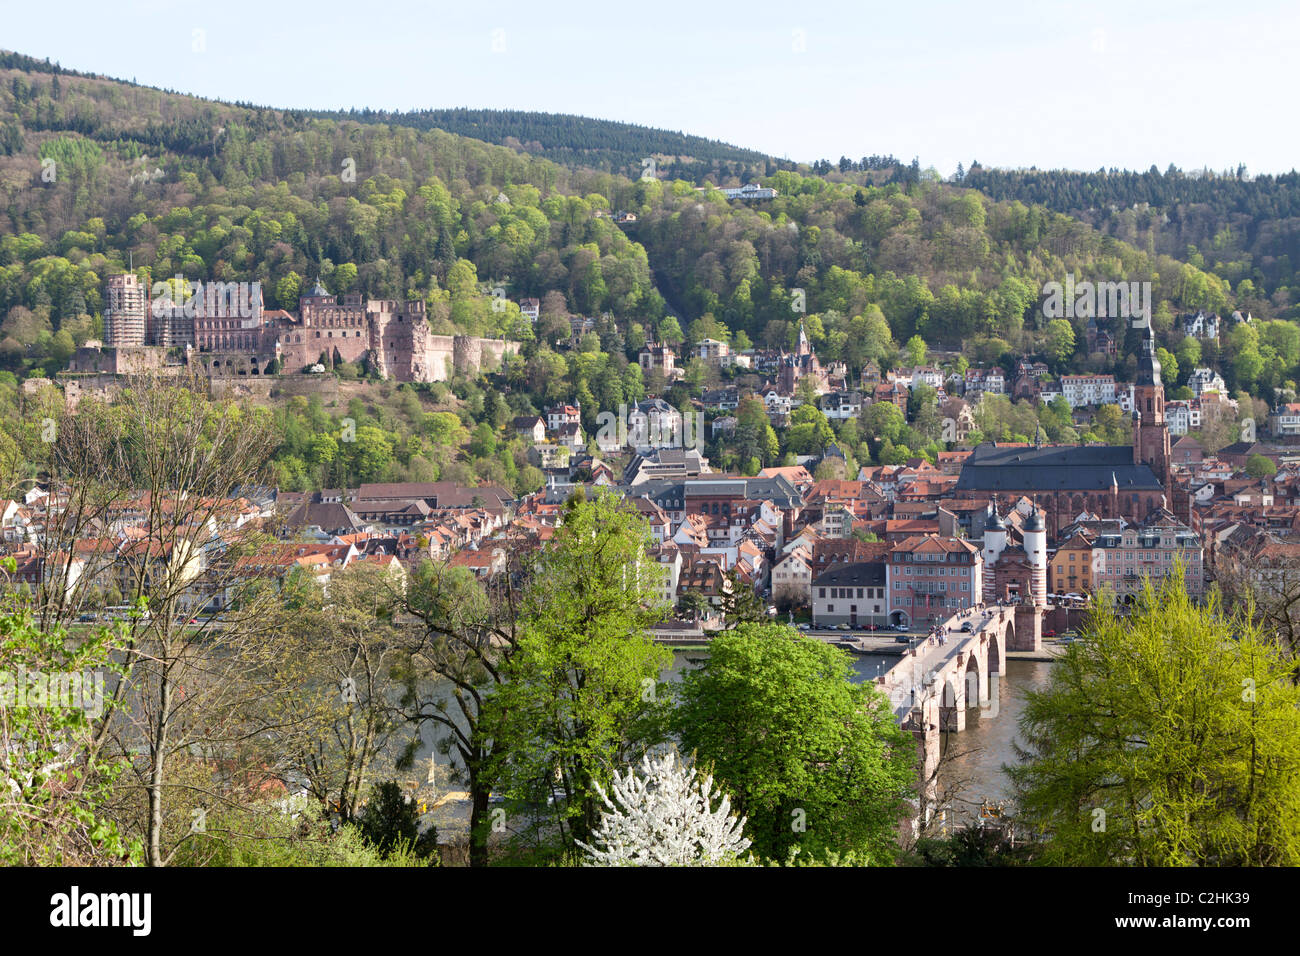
[[1132, 323, 1171, 491]]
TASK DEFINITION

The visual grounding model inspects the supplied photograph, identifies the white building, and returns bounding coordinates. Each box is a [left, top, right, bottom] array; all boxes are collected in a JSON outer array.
[[1060, 374, 1117, 408], [695, 338, 731, 365], [1165, 399, 1202, 436], [1270, 403, 1300, 438], [811, 562, 889, 627], [1187, 367, 1227, 396], [1182, 311, 1220, 341], [772, 547, 813, 607], [718, 183, 778, 200], [965, 367, 1006, 397], [820, 390, 864, 421], [907, 366, 945, 389]]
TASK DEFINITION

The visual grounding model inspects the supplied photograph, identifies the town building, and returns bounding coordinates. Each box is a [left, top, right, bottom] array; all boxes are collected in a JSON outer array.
[[638, 343, 677, 377], [886, 534, 983, 627], [811, 562, 888, 627], [1060, 374, 1117, 409], [1089, 509, 1205, 598]]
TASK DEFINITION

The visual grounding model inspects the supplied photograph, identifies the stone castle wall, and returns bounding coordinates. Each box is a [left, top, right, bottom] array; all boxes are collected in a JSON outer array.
[[66, 345, 170, 376], [78, 285, 519, 386]]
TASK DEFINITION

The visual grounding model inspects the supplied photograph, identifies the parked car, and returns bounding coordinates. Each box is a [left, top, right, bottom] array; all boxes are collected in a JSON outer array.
[[797, 623, 810, 630], [1044, 629, 1057, 638], [838, 623, 851, 631], [892, 623, 910, 632]]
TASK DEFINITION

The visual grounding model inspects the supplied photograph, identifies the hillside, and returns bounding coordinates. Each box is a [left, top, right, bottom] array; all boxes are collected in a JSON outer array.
[[0, 47, 1272, 407], [304, 107, 784, 184], [962, 164, 1300, 319]]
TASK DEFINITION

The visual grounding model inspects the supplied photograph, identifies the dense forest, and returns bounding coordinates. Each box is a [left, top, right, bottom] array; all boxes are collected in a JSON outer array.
[[302, 107, 785, 184], [962, 164, 1300, 318], [9, 48, 1300, 426]]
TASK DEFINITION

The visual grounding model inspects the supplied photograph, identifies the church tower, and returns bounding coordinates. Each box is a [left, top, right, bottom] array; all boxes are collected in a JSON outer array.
[[1132, 323, 1171, 489]]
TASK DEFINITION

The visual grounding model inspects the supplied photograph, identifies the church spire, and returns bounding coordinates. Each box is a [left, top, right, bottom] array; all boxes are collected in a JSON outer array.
[[1136, 321, 1162, 387]]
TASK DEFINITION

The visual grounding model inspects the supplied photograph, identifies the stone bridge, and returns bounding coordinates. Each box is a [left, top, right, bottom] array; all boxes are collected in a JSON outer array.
[[875, 603, 1043, 805]]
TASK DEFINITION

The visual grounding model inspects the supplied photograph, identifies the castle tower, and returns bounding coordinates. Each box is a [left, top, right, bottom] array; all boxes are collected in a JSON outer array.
[[1133, 323, 1171, 490], [104, 273, 148, 347], [797, 319, 811, 356]]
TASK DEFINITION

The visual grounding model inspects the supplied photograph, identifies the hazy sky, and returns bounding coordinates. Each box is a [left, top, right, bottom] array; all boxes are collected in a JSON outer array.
[[6, 0, 1298, 175]]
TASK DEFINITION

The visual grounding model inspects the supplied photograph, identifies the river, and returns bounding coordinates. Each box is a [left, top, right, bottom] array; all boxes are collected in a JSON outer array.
[[673, 649, 1057, 827], [396, 647, 1056, 837]]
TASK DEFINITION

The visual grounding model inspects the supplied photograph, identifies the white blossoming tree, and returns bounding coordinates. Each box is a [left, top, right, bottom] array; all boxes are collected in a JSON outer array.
[[576, 752, 751, 866]]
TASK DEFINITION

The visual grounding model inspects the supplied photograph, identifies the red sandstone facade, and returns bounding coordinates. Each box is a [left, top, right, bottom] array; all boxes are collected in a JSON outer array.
[[98, 276, 516, 383]]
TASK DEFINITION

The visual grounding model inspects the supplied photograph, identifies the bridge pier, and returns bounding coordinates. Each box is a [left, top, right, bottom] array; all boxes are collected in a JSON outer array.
[[940, 676, 964, 732], [1009, 604, 1043, 652]]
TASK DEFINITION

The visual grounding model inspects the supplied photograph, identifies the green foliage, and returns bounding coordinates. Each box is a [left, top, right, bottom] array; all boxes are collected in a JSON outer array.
[[484, 489, 673, 862], [171, 798, 427, 867], [356, 780, 438, 861], [902, 827, 1036, 866], [718, 569, 767, 626], [0, 592, 140, 865], [1009, 571, 1300, 865], [1245, 453, 1277, 478], [674, 623, 916, 863], [1044, 318, 1076, 364]]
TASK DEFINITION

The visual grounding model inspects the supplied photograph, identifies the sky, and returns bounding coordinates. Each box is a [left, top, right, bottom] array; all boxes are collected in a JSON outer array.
[[5, 0, 1298, 176]]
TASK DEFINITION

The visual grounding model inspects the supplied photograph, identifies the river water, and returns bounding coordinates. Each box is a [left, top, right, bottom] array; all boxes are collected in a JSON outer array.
[[400, 647, 1055, 836]]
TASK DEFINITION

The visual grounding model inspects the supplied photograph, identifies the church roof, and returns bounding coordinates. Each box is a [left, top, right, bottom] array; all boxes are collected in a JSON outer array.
[[955, 442, 1164, 493]]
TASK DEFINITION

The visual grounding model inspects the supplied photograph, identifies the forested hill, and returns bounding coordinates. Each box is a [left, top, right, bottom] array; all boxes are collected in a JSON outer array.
[[0, 50, 780, 184], [962, 164, 1300, 316], [303, 107, 784, 184], [0, 49, 1262, 403]]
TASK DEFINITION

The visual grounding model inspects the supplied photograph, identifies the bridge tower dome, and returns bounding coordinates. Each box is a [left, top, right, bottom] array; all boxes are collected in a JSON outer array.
[[1023, 504, 1048, 607], [981, 499, 1006, 604]]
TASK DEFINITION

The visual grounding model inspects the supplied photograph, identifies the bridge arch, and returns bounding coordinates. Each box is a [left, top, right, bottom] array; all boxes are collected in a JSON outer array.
[[940, 678, 959, 731], [964, 652, 981, 709], [986, 628, 1002, 675]]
